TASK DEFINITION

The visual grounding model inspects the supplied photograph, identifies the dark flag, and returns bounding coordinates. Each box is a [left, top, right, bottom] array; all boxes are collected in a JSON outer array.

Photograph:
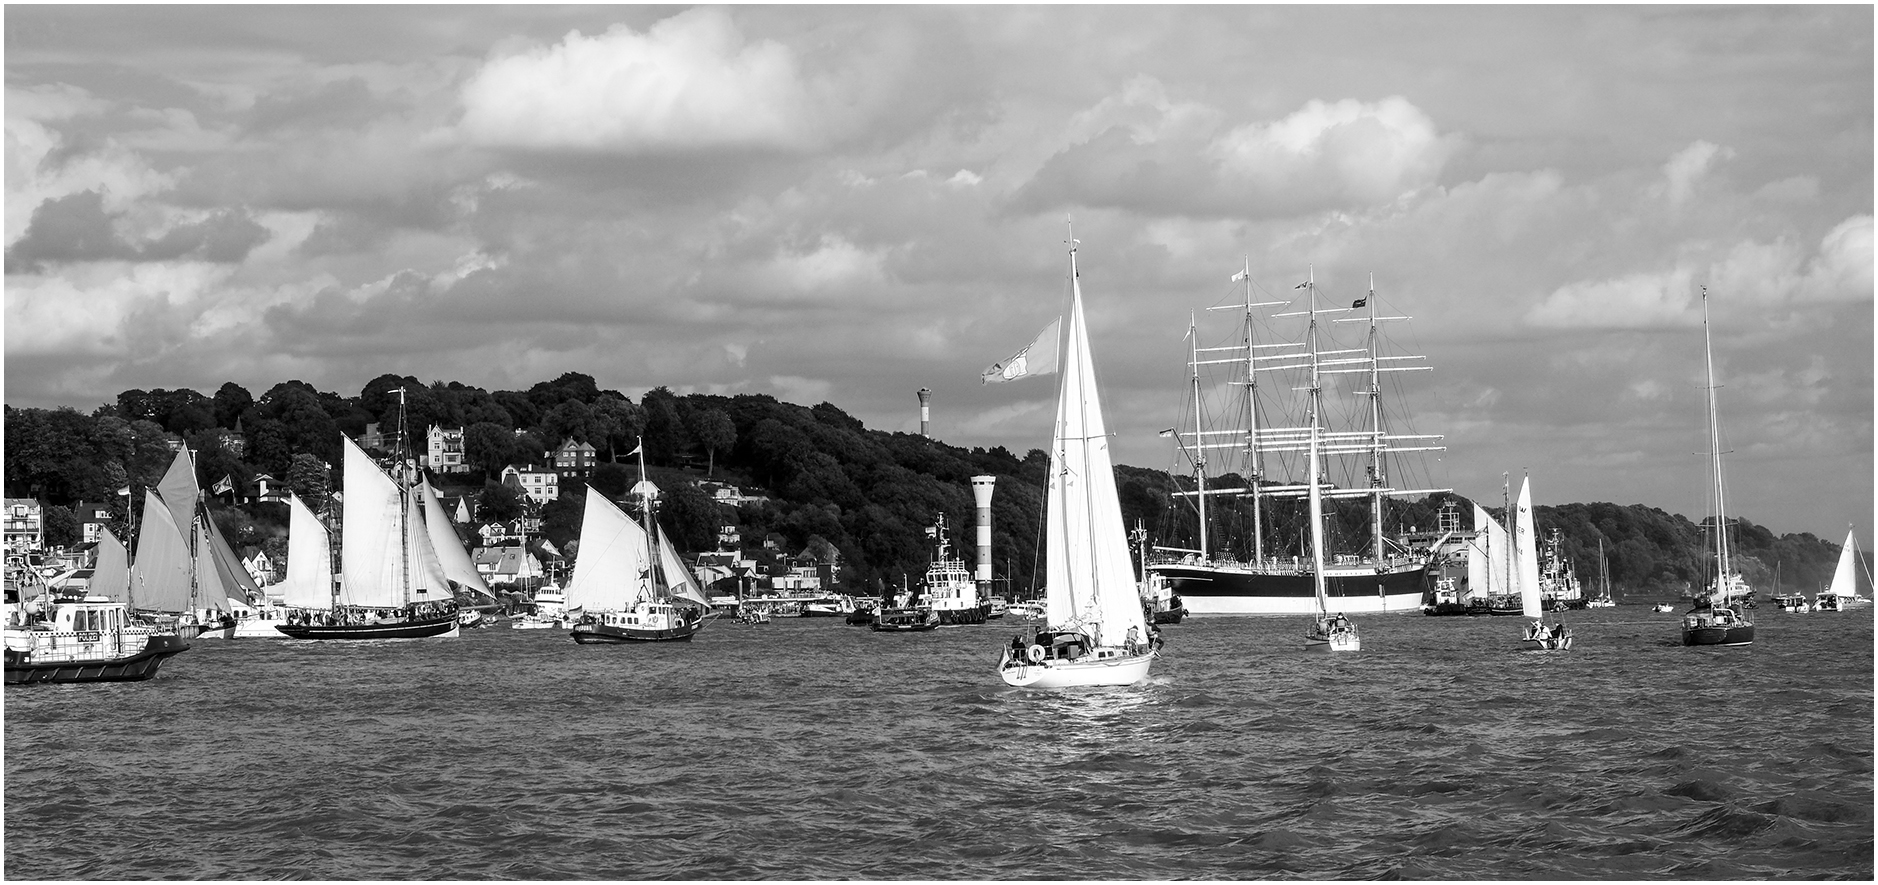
[[1351, 297, 1367, 309]]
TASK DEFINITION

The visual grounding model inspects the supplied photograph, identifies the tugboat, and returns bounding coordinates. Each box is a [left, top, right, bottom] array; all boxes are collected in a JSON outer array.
[[922, 514, 991, 625], [565, 441, 711, 644], [5, 572, 189, 685]]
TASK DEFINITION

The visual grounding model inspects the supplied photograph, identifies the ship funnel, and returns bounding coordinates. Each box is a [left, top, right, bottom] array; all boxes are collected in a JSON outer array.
[[971, 475, 996, 585], [917, 388, 933, 437]]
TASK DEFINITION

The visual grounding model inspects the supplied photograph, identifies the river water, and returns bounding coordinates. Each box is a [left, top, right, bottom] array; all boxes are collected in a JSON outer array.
[[5, 605, 1871, 880]]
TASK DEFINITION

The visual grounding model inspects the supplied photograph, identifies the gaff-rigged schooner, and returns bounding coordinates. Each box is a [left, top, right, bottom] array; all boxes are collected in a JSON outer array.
[[566, 441, 710, 643], [277, 389, 460, 640], [126, 445, 253, 639]]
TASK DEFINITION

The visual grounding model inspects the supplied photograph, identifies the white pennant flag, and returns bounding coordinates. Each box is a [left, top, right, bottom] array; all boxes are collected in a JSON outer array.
[[980, 317, 1061, 384]]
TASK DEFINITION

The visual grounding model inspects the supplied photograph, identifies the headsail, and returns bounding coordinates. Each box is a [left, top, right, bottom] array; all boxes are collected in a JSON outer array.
[[421, 479, 493, 600], [1043, 247, 1146, 647], [91, 528, 131, 602], [280, 493, 334, 609]]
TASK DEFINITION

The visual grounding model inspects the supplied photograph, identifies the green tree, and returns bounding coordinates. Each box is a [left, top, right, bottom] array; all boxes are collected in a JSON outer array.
[[464, 422, 519, 475], [660, 480, 721, 555], [286, 453, 332, 509], [477, 480, 524, 524], [212, 382, 253, 429], [42, 504, 79, 548], [690, 408, 736, 477]]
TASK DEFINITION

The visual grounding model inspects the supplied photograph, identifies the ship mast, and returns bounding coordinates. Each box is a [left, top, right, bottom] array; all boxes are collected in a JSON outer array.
[[1701, 286, 1732, 602], [1304, 269, 1330, 617], [1363, 274, 1386, 565], [1188, 311, 1208, 564], [395, 386, 411, 608]]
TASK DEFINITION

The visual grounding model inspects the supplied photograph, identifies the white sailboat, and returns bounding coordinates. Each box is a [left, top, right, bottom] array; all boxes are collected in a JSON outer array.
[[88, 528, 132, 602], [1515, 476, 1572, 649], [997, 233, 1156, 687], [1816, 527, 1869, 612], [278, 390, 461, 639], [1586, 538, 1616, 607], [566, 442, 710, 643]]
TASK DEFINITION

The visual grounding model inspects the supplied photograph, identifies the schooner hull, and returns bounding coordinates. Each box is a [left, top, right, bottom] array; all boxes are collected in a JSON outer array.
[[1152, 560, 1432, 615], [276, 615, 460, 640], [998, 647, 1153, 687], [1682, 623, 1754, 647]]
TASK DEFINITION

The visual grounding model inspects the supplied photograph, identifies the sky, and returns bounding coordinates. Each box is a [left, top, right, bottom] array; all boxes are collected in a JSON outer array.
[[4, 5, 1872, 545]]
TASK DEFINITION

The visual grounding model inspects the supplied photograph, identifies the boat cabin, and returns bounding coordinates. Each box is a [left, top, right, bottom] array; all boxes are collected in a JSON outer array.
[[4, 597, 153, 662]]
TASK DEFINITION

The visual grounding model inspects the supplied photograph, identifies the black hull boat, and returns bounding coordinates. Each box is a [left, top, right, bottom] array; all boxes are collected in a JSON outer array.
[[1682, 605, 1754, 647], [570, 621, 700, 643], [277, 611, 459, 640], [1151, 560, 1432, 615], [4, 634, 189, 685], [1148, 603, 1187, 625], [844, 606, 875, 626]]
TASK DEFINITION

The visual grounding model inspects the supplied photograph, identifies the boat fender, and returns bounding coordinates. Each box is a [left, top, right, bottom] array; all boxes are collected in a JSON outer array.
[[1026, 644, 1044, 664]]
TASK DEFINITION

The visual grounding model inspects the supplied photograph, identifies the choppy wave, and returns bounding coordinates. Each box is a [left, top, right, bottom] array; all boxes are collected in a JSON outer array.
[[6, 608, 1871, 879]]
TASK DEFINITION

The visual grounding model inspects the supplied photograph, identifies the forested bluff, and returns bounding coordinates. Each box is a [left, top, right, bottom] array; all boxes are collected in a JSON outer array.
[[3, 371, 1860, 600]]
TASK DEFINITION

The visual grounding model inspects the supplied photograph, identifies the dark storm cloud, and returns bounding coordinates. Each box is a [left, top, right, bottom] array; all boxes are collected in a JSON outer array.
[[4, 190, 137, 272]]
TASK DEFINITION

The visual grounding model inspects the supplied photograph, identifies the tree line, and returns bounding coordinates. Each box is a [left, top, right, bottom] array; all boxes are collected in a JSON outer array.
[[5, 372, 1862, 599]]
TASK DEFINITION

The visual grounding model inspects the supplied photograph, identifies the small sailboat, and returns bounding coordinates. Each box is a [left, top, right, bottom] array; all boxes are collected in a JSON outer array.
[[1296, 270, 1358, 652], [1585, 539, 1616, 608], [997, 232, 1157, 687], [1814, 527, 1868, 612], [277, 390, 461, 640], [1682, 288, 1754, 647], [566, 442, 711, 644], [1514, 477, 1572, 650]]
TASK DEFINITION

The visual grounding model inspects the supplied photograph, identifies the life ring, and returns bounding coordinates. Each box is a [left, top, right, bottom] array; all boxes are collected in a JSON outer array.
[[1026, 644, 1044, 664]]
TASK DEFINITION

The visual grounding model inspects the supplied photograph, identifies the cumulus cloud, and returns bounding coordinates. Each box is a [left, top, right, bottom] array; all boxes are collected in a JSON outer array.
[[5, 192, 272, 272], [457, 8, 822, 153], [1658, 140, 1731, 207], [1017, 88, 1460, 219], [1526, 267, 1697, 329], [1209, 96, 1458, 210]]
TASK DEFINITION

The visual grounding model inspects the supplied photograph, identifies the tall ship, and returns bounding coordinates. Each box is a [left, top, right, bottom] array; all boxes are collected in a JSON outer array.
[[1148, 264, 1446, 615]]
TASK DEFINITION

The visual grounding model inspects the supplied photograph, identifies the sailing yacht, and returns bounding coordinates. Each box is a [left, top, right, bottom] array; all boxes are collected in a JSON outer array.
[[1514, 477, 1572, 650], [565, 443, 711, 643], [126, 446, 253, 639], [1585, 539, 1616, 607], [1682, 288, 1755, 647], [1815, 527, 1868, 612], [997, 233, 1157, 687], [277, 391, 461, 640], [1149, 265, 1447, 615]]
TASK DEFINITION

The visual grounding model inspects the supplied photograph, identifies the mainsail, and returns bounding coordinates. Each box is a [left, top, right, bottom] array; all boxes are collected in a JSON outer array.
[[1043, 251, 1147, 647], [1514, 477, 1543, 619], [338, 436, 450, 609], [280, 493, 334, 609], [130, 488, 193, 612], [1827, 529, 1861, 600], [562, 487, 652, 613]]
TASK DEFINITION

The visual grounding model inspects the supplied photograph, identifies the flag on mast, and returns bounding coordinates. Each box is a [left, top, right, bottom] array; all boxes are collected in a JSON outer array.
[[980, 317, 1061, 384]]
